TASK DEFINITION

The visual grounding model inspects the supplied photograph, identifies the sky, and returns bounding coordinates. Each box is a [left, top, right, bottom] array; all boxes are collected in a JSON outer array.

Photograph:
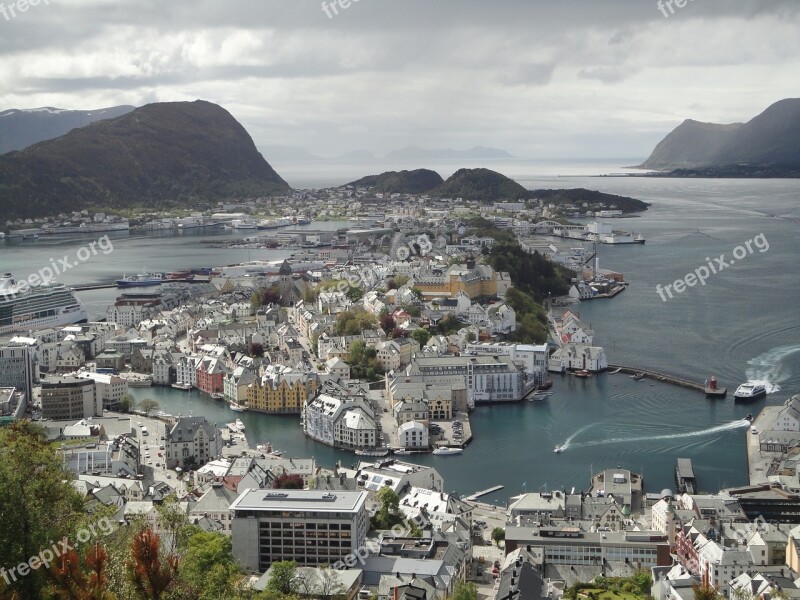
[[1, 0, 799, 160]]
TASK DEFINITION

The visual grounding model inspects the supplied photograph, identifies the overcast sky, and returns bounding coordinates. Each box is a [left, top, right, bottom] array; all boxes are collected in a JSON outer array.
[[1, 0, 798, 160]]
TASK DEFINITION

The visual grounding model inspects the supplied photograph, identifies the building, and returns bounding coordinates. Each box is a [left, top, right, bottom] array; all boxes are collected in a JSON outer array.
[[165, 416, 222, 469], [247, 372, 318, 414], [76, 372, 129, 410], [196, 357, 228, 395], [406, 355, 526, 404], [0, 340, 37, 403], [413, 261, 500, 301], [398, 421, 429, 449], [303, 393, 378, 450], [230, 489, 369, 572], [41, 376, 101, 420]]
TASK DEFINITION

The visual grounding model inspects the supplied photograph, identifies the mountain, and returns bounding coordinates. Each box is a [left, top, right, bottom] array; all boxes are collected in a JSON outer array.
[[640, 98, 800, 171], [348, 169, 444, 194], [0, 105, 136, 155], [0, 100, 290, 219], [385, 146, 514, 160], [261, 145, 323, 161], [431, 168, 528, 200]]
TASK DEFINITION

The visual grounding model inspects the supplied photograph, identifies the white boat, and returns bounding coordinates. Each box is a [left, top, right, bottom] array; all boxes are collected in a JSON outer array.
[[554, 445, 563, 454], [432, 447, 463, 456], [116, 272, 163, 287], [230, 403, 247, 412], [734, 381, 767, 401], [235, 419, 245, 431], [0, 273, 88, 334]]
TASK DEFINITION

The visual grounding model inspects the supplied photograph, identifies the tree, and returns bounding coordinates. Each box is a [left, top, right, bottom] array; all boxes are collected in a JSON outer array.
[[379, 314, 396, 333], [411, 328, 431, 347], [155, 496, 188, 554], [118, 394, 136, 413], [266, 561, 298, 595], [248, 342, 265, 358], [693, 583, 721, 600], [335, 309, 378, 336], [451, 580, 478, 600], [491, 527, 505, 547], [390, 327, 407, 339], [49, 542, 116, 600], [372, 488, 403, 529], [126, 528, 178, 600], [0, 421, 84, 599], [178, 532, 240, 599], [273, 474, 304, 489], [139, 398, 159, 416]]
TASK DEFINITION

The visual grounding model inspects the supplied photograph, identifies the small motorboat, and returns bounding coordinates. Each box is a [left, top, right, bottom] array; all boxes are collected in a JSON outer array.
[[554, 446, 563, 454], [574, 370, 592, 378]]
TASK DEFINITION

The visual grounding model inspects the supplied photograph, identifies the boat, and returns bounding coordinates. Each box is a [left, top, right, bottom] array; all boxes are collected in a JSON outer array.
[[432, 447, 463, 456], [0, 273, 88, 334], [574, 369, 593, 378], [210, 392, 224, 400], [116, 272, 163, 287], [235, 419, 245, 431], [230, 403, 247, 413], [356, 448, 390, 457], [745, 413, 753, 422], [22, 233, 39, 241], [734, 381, 767, 401], [554, 445, 563, 454], [630, 372, 645, 381], [171, 382, 192, 391]]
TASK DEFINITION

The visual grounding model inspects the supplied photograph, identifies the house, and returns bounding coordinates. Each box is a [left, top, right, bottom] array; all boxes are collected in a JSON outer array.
[[223, 366, 256, 404], [196, 357, 229, 394], [189, 482, 239, 534], [247, 371, 318, 414], [165, 416, 222, 469], [398, 421, 428, 449], [326, 357, 351, 380]]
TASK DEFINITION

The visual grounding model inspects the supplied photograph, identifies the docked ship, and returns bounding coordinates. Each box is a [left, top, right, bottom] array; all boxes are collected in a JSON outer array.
[[432, 446, 463, 456], [734, 381, 768, 401], [0, 273, 88, 334], [116, 272, 163, 287]]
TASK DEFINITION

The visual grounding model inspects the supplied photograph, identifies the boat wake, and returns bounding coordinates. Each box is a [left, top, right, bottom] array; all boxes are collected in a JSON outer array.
[[557, 419, 750, 451], [745, 344, 800, 394], [554, 423, 594, 453]]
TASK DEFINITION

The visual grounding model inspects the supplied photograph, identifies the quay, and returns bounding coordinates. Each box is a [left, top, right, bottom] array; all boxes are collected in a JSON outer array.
[[607, 364, 714, 394], [675, 458, 696, 494], [73, 281, 118, 291], [464, 485, 504, 501]]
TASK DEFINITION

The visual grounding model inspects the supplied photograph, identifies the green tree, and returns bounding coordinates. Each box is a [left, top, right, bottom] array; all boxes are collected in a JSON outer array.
[[139, 398, 159, 416], [372, 488, 403, 529], [451, 580, 478, 600], [266, 560, 298, 595], [155, 496, 188, 554], [119, 394, 136, 413], [0, 421, 84, 599], [693, 583, 721, 600], [411, 328, 431, 347], [178, 531, 240, 599], [491, 527, 505, 546]]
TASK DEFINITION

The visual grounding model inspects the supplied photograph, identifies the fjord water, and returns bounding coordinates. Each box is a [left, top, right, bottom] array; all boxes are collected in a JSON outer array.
[[3, 164, 799, 504]]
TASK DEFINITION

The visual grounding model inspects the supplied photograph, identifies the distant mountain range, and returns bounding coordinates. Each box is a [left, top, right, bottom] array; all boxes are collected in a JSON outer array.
[[0, 105, 135, 155], [262, 144, 513, 162], [640, 98, 800, 174], [0, 100, 289, 219]]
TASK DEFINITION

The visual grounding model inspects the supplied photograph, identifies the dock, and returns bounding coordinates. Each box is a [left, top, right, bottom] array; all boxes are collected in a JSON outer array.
[[608, 364, 719, 395], [675, 458, 696, 494], [464, 485, 504, 501]]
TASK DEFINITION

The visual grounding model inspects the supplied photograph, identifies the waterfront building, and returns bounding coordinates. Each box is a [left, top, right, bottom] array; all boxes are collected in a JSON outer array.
[[247, 371, 318, 414], [196, 356, 228, 395], [303, 393, 378, 450], [76, 371, 129, 410], [549, 343, 608, 373], [175, 355, 199, 388], [230, 489, 369, 572], [223, 365, 256, 404], [398, 420, 428, 449], [405, 355, 525, 404], [164, 416, 222, 470], [41, 376, 101, 420], [343, 459, 444, 494]]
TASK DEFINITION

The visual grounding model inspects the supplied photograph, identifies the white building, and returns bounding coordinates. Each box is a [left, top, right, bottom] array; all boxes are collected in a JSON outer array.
[[76, 372, 129, 409], [398, 420, 428, 449], [303, 393, 378, 450], [175, 355, 200, 387]]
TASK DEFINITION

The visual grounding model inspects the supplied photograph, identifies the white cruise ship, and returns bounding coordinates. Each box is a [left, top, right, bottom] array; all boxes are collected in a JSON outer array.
[[0, 273, 88, 334]]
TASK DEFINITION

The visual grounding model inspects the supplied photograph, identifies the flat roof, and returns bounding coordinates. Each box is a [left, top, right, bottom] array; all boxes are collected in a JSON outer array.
[[230, 489, 367, 513]]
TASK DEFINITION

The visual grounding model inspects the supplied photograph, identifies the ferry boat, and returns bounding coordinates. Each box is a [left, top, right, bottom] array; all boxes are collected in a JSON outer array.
[[0, 273, 88, 334], [116, 272, 163, 287], [734, 381, 767, 401], [432, 447, 463, 456]]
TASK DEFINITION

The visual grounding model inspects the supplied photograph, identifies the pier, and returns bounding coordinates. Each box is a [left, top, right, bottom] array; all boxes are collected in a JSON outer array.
[[675, 458, 696, 494], [608, 364, 712, 394], [464, 485, 504, 501]]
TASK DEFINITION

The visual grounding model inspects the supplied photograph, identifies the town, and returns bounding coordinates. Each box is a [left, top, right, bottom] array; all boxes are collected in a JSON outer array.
[[1, 185, 798, 600]]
